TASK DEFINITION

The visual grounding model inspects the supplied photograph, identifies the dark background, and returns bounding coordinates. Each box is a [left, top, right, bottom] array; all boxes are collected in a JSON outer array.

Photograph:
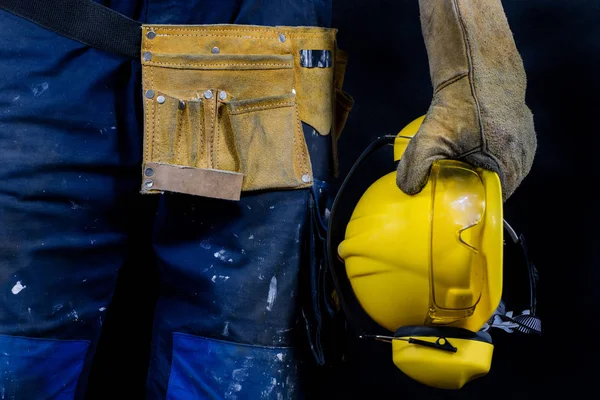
[[87, 0, 600, 398]]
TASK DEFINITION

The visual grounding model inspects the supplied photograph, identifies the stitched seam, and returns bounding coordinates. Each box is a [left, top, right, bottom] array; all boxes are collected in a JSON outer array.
[[144, 61, 293, 68], [148, 37, 155, 163], [149, 26, 331, 33], [146, 25, 334, 37], [178, 108, 186, 164], [286, 35, 333, 39], [156, 34, 276, 39], [199, 103, 204, 166], [174, 105, 183, 163], [154, 28, 281, 33], [229, 102, 295, 115], [458, 146, 484, 158], [154, 97, 161, 162], [152, 30, 331, 37], [453, 0, 487, 153], [152, 34, 333, 40], [216, 104, 221, 169], [208, 98, 215, 168], [294, 105, 309, 177], [434, 72, 468, 95]]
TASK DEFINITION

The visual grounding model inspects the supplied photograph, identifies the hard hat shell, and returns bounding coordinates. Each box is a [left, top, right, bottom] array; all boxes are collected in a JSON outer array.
[[337, 115, 503, 389]]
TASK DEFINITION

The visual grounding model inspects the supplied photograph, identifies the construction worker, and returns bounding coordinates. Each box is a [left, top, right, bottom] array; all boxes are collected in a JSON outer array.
[[0, 0, 535, 399]]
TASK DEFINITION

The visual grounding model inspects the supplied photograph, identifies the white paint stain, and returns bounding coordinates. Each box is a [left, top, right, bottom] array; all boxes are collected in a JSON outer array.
[[90, 240, 96, 245], [214, 249, 225, 258], [222, 321, 230, 337], [214, 249, 231, 262], [261, 378, 277, 398], [52, 304, 63, 314], [11, 281, 25, 295], [226, 358, 253, 400], [202, 264, 215, 273], [13, 95, 20, 101], [67, 310, 79, 321], [69, 200, 83, 210], [266, 276, 277, 311], [248, 235, 254, 240], [200, 240, 211, 250], [82, 279, 87, 282], [276, 353, 284, 361], [247, 205, 252, 210], [99, 307, 106, 312], [31, 82, 49, 96], [212, 275, 230, 283], [258, 274, 264, 280], [269, 206, 275, 210]]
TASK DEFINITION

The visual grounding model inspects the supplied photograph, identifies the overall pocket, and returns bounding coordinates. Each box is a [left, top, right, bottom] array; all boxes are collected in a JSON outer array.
[[166, 333, 300, 400]]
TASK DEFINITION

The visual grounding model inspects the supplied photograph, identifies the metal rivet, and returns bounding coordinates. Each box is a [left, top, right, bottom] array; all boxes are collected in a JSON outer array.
[[146, 31, 156, 39], [301, 174, 311, 183], [278, 33, 286, 43], [291, 88, 296, 95], [145, 89, 155, 99], [144, 179, 154, 188], [203, 90, 213, 99], [178, 100, 186, 110], [143, 51, 152, 61], [211, 46, 220, 54], [144, 168, 154, 177], [157, 95, 166, 104], [219, 91, 227, 100]]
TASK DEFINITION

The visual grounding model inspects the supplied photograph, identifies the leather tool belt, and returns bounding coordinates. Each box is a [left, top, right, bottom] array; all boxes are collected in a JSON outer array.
[[0, 0, 354, 201]]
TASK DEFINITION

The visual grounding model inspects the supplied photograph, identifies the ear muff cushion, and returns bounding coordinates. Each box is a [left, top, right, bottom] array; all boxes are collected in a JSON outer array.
[[394, 326, 492, 344]]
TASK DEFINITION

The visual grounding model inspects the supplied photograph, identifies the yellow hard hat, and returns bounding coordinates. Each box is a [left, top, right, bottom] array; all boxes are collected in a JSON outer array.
[[328, 115, 504, 389]]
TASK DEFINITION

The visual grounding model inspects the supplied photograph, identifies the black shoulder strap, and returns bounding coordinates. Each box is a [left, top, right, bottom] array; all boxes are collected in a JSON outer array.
[[0, 0, 141, 59]]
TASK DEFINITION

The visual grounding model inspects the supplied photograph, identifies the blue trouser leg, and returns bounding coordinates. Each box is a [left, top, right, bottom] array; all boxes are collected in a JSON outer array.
[[146, 126, 333, 400], [143, 2, 335, 397], [1, 0, 335, 398], [0, 2, 145, 398]]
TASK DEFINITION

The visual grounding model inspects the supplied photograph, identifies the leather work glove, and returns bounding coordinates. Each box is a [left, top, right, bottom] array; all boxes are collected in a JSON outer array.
[[397, 0, 537, 200]]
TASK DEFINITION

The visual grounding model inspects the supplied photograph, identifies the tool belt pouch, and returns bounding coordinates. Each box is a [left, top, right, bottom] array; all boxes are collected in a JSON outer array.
[[140, 24, 353, 200]]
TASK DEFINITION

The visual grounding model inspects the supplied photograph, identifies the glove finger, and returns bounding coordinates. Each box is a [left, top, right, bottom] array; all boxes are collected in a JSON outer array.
[[396, 129, 453, 195]]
